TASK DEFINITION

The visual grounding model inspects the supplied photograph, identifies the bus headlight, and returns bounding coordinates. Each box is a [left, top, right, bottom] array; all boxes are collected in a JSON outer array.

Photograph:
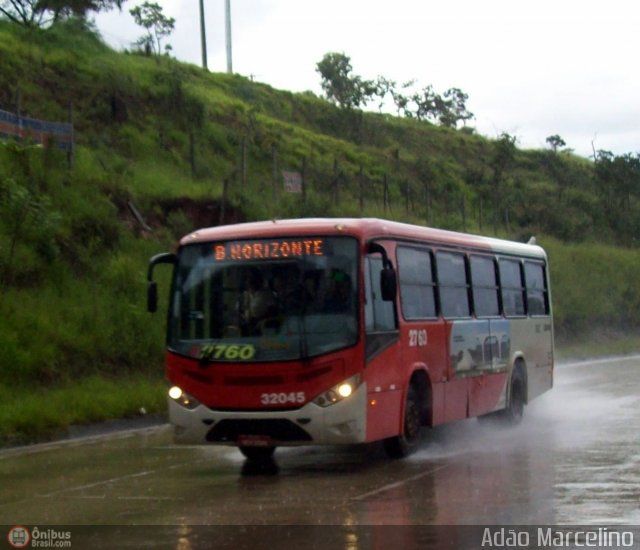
[[313, 374, 362, 408], [168, 386, 200, 410]]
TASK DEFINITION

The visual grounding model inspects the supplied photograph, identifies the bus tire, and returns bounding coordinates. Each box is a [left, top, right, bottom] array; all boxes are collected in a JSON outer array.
[[502, 369, 525, 425], [239, 446, 276, 462], [383, 385, 422, 459]]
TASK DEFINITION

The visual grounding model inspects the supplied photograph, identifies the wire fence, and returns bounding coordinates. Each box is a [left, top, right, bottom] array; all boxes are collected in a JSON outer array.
[[0, 108, 74, 154], [217, 139, 514, 236]]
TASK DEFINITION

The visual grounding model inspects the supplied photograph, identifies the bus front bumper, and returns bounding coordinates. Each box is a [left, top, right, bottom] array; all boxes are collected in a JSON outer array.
[[169, 383, 367, 447]]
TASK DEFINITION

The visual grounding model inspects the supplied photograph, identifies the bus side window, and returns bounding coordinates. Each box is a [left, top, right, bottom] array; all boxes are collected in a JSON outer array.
[[470, 255, 500, 317], [397, 246, 437, 319], [365, 256, 396, 332], [436, 251, 471, 318], [499, 258, 526, 316], [524, 261, 549, 315]]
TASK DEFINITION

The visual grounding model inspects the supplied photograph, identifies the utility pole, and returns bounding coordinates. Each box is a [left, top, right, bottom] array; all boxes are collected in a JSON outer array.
[[225, 0, 232, 73], [199, 0, 208, 70]]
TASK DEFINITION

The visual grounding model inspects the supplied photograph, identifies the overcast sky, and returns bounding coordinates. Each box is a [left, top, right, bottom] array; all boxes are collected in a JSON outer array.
[[95, 0, 640, 158]]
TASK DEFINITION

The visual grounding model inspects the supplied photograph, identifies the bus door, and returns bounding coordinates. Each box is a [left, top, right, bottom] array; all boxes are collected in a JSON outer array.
[[395, 245, 448, 425], [363, 253, 402, 440]]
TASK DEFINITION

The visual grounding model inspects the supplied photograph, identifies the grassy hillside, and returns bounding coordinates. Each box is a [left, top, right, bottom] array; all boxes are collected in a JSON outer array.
[[1, 19, 639, 443]]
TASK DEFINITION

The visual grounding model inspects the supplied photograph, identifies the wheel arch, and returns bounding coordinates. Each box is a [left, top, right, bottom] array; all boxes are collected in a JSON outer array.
[[510, 356, 529, 404], [406, 365, 433, 426]]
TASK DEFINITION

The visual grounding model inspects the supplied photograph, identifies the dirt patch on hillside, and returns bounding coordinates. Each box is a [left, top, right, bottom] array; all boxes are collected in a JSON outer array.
[[158, 197, 245, 228]]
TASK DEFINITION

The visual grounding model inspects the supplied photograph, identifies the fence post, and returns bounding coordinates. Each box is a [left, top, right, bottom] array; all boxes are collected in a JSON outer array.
[[424, 182, 431, 226], [67, 102, 75, 169], [383, 174, 389, 215], [219, 178, 228, 225], [493, 208, 498, 235], [16, 88, 22, 139], [271, 144, 278, 204], [405, 179, 410, 214], [333, 157, 339, 206], [359, 165, 364, 211], [189, 129, 195, 177], [241, 137, 247, 189], [461, 195, 466, 232], [301, 156, 307, 212]]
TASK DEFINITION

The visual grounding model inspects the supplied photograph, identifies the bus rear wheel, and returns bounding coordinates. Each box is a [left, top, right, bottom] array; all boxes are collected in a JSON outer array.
[[383, 385, 422, 459], [502, 372, 525, 424], [239, 445, 276, 462]]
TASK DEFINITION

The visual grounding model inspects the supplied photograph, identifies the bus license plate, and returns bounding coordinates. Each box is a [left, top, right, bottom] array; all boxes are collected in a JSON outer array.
[[237, 435, 273, 447]]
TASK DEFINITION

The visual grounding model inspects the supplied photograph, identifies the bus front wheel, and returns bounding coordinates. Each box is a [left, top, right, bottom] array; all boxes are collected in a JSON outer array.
[[239, 445, 276, 462], [383, 385, 422, 459]]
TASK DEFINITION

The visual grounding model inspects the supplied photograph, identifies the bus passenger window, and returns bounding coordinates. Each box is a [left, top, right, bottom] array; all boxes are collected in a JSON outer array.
[[436, 251, 470, 318], [397, 247, 437, 319], [470, 255, 499, 317], [499, 259, 525, 316], [524, 261, 549, 315]]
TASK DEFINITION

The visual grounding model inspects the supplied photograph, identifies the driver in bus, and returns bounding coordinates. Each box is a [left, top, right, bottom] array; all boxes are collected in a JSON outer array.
[[241, 268, 276, 335], [323, 269, 352, 312]]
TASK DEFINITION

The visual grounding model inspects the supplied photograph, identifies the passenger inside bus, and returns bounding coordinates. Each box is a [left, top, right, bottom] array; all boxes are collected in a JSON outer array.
[[271, 269, 318, 314]]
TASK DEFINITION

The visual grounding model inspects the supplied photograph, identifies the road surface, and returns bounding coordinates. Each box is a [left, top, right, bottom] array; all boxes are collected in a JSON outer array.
[[1, 356, 639, 548]]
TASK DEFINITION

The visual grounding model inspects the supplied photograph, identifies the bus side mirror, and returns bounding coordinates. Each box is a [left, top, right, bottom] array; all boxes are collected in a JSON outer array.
[[147, 252, 177, 313], [367, 242, 397, 301], [147, 281, 158, 313], [380, 268, 397, 301]]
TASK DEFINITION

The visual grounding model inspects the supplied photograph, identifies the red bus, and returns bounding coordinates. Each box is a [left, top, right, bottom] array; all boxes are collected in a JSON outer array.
[[147, 218, 553, 461]]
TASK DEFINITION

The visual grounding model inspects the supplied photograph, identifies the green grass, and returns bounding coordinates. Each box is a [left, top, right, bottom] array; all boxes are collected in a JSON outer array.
[[543, 237, 640, 339], [556, 334, 640, 362], [0, 375, 166, 446]]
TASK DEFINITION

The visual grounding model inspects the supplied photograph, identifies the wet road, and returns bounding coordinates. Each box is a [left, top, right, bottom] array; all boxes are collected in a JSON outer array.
[[1, 356, 639, 547]]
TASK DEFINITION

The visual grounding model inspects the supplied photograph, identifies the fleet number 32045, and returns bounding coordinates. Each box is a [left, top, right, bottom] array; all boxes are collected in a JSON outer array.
[[260, 392, 306, 405]]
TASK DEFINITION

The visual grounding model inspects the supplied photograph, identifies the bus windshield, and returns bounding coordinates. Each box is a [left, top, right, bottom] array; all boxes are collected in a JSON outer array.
[[168, 236, 359, 362]]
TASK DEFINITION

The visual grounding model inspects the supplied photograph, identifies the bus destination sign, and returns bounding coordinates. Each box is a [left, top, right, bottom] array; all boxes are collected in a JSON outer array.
[[213, 239, 325, 262]]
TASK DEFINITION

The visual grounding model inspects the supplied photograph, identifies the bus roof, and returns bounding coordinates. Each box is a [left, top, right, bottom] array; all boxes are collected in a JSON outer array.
[[180, 218, 547, 260]]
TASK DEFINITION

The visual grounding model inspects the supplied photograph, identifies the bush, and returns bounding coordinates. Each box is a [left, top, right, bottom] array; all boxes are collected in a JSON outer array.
[[544, 238, 640, 339]]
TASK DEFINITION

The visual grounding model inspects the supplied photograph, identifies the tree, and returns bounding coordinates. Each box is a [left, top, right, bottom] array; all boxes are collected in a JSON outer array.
[[408, 85, 473, 127], [0, 176, 60, 286], [373, 76, 395, 113], [315, 52, 473, 127], [0, 0, 124, 27], [390, 80, 415, 117], [595, 150, 640, 211], [40, 0, 124, 20], [0, 0, 45, 26], [546, 134, 566, 152], [438, 88, 473, 128], [489, 132, 517, 227], [411, 85, 438, 122], [130, 1, 174, 56], [316, 52, 375, 110], [492, 132, 517, 181]]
